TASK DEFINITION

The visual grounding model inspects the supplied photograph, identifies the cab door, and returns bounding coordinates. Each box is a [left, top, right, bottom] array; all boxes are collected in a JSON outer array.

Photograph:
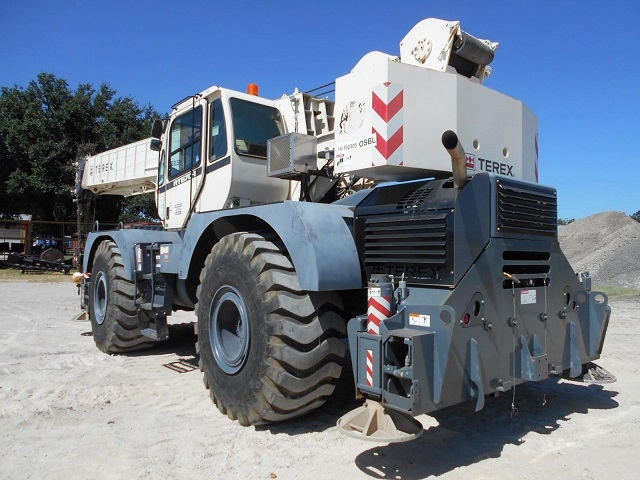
[[160, 102, 206, 229]]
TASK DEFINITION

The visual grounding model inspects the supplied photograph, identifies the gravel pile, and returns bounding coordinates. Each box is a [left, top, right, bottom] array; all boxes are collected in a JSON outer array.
[[559, 211, 640, 288]]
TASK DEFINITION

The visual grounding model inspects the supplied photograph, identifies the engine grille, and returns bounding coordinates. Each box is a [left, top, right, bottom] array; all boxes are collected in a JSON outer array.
[[395, 186, 435, 210], [362, 212, 451, 282], [496, 179, 557, 237]]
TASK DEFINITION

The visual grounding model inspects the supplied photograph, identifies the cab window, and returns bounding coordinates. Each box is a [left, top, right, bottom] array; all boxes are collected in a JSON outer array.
[[169, 106, 202, 178], [210, 99, 227, 161], [230, 98, 284, 158], [158, 150, 166, 185]]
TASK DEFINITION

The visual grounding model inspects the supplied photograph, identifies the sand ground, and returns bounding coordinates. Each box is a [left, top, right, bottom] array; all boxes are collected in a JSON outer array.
[[0, 280, 637, 480]]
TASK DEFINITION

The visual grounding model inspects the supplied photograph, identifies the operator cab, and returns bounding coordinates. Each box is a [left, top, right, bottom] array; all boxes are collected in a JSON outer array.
[[153, 87, 290, 230]]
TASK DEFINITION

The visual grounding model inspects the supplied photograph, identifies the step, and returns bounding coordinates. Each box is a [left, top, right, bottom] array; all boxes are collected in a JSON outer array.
[[137, 302, 166, 311], [139, 314, 169, 341], [139, 327, 169, 341]]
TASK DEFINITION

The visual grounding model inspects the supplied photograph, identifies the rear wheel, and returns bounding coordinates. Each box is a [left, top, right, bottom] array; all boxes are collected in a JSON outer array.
[[196, 232, 346, 426], [89, 240, 155, 353]]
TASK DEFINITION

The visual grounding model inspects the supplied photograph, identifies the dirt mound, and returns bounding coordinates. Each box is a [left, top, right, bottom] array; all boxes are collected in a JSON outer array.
[[559, 211, 640, 288]]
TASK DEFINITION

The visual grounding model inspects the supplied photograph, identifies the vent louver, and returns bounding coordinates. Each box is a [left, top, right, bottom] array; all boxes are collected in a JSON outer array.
[[497, 180, 557, 237], [364, 212, 448, 268]]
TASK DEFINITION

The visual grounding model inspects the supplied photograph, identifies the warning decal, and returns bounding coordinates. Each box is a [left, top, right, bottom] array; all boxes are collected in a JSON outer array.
[[521, 290, 537, 305]]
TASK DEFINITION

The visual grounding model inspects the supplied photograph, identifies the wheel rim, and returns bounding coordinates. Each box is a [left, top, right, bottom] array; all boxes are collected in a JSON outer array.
[[93, 271, 108, 325], [209, 286, 251, 375]]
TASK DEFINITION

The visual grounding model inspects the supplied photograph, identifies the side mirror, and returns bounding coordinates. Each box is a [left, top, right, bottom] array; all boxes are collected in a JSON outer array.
[[150, 138, 162, 152], [151, 118, 164, 139]]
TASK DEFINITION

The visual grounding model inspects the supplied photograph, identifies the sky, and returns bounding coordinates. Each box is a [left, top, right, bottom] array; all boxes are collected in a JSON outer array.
[[1, 0, 639, 220]]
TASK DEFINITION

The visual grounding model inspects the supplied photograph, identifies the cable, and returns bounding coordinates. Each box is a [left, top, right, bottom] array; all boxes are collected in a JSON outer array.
[[303, 82, 335, 94]]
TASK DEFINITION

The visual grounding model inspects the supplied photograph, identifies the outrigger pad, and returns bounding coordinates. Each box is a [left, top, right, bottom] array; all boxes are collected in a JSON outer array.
[[582, 362, 617, 384], [337, 400, 423, 443]]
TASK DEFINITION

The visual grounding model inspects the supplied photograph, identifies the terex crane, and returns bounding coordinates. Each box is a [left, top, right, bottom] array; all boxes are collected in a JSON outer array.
[[75, 18, 611, 441]]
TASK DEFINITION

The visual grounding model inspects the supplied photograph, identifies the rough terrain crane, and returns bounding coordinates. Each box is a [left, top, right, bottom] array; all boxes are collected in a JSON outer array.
[[75, 18, 611, 441]]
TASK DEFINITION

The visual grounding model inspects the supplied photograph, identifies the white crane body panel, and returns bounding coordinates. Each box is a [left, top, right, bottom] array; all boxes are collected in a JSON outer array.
[[333, 56, 538, 182]]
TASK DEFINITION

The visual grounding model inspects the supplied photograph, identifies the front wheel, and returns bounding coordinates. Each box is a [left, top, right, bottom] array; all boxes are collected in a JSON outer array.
[[89, 240, 155, 353], [196, 232, 346, 426]]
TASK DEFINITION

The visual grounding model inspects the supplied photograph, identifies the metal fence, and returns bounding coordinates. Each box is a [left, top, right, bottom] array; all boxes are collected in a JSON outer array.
[[0, 218, 116, 260]]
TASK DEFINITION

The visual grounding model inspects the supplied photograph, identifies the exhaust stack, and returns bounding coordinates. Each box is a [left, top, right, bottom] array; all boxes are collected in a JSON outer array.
[[441, 130, 468, 189]]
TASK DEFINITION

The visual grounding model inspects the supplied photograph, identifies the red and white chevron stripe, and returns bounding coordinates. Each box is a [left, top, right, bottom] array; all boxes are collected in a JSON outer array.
[[366, 349, 374, 386], [371, 82, 404, 166], [365, 292, 392, 387], [367, 295, 391, 335]]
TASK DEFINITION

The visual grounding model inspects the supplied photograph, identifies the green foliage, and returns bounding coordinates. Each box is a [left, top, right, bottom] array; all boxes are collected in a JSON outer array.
[[0, 73, 161, 224], [118, 193, 159, 223], [558, 218, 575, 225], [598, 285, 640, 300], [631, 210, 640, 223]]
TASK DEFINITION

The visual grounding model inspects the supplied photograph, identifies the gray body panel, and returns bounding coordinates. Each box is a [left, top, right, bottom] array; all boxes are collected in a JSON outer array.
[[83, 228, 181, 276], [351, 241, 609, 416], [181, 201, 361, 290], [83, 201, 363, 300], [347, 173, 610, 416]]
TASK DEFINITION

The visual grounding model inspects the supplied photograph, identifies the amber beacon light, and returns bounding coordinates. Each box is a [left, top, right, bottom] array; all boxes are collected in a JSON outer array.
[[247, 83, 259, 96]]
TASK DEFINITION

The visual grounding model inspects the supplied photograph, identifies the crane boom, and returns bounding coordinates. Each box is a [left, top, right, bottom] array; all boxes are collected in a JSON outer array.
[[78, 138, 158, 198]]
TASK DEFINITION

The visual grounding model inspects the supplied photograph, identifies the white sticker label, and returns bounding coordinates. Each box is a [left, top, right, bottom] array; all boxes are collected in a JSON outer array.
[[521, 290, 537, 305], [409, 313, 430, 327], [336, 134, 377, 154], [368, 287, 381, 297], [335, 153, 352, 169]]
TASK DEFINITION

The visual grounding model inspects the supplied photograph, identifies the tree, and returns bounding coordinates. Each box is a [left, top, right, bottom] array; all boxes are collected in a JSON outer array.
[[118, 193, 158, 223], [558, 218, 575, 226], [0, 73, 161, 224], [631, 210, 640, 223]]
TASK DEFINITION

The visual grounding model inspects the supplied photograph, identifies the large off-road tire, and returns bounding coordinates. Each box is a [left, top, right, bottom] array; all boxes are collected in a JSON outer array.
[[196, 232, 346, 426], [89, 240, 155, 354]]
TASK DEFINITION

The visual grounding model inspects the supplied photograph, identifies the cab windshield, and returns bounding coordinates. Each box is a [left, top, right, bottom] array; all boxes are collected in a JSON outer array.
[[230, 98, 284, 158]]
